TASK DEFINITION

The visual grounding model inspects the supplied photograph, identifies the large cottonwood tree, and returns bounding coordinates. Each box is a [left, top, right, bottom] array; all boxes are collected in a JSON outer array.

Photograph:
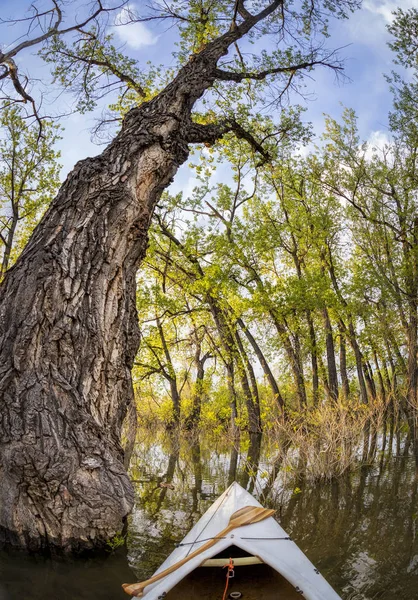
[[0, 0, 360, 551]]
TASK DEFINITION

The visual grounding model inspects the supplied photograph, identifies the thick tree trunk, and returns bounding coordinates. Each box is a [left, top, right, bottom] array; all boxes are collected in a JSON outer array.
[[0, 107, 189, 549], [0, 34, 226, 550], [123, 398, 138, 470]]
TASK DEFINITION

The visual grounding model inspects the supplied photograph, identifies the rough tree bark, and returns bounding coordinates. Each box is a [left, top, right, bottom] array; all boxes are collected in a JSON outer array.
[[0, 4, 280, 551]]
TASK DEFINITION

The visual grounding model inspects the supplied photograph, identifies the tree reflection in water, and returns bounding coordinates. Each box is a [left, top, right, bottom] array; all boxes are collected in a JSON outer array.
[[128, 429, 418, 599]]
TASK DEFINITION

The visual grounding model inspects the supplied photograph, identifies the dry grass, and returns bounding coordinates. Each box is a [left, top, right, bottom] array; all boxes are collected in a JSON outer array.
[[269, 397, 393, 480]]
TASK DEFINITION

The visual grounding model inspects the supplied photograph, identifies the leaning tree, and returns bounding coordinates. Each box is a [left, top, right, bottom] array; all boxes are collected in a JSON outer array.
[[0, 0, 360, 551]]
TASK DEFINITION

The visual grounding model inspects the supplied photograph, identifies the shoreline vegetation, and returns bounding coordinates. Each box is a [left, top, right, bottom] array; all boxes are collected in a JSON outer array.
[[128, 395, 408, 483]]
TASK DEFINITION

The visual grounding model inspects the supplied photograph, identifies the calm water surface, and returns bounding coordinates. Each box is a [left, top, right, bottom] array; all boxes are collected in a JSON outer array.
[[1, 430, 417, 599]]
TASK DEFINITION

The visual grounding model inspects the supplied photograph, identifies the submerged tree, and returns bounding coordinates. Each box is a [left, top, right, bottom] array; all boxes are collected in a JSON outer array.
[[0, 0, 360, 551]]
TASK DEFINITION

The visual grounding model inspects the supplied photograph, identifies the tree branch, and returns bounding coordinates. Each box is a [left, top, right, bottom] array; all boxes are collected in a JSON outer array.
[[214, 56, 343, 82], [186, 119, 270, 164], [53, 47, 146, 97]]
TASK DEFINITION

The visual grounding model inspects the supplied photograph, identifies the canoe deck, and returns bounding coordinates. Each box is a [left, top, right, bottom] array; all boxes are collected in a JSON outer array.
[[166, 546, 301, 600]]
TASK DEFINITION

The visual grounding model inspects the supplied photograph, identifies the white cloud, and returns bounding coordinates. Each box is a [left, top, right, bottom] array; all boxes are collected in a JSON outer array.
[[111, 4, 158, 50], [363, 0, 418, 24], [367, 129, 390, 150], [364, 129, 392, 160], [346, 0, 418, 46]]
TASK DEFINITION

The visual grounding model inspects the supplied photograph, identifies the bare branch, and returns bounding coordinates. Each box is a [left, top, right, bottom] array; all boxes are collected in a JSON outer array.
[[214, 54, 344, 83]]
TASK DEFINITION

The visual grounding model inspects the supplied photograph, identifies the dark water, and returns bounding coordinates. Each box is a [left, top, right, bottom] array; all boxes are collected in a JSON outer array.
[[1, 430, 418, 599]]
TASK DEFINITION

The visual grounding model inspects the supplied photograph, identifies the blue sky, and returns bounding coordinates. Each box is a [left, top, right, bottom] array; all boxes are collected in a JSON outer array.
[[2, 0, 417, 186]]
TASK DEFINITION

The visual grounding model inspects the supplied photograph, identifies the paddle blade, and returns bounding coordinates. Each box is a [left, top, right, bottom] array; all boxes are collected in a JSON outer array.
[[228, 506, 275, 528], [122, 582, 144, 597]]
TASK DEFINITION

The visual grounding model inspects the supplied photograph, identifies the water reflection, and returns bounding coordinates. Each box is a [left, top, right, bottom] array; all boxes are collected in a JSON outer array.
[[0, 429, 417, 599], [0, 549, 134, 600], [127, 430, 418, 599]]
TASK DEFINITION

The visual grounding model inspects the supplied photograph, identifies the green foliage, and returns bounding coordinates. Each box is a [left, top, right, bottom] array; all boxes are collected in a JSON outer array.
[[106, 532, 125, 552], [0, 104, 62, 274]]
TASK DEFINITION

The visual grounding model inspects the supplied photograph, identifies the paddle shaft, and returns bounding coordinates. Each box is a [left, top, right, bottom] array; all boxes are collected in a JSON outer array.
[[123, 522, 236, 597], [122, 506, 275, 597]]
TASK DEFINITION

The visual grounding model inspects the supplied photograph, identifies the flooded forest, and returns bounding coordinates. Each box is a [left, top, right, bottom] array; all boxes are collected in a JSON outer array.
[[1, 1, 418, 599]]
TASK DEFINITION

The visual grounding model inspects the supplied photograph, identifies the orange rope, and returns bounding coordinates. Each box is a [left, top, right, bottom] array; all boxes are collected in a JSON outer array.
[[222, 558, 234, 600]]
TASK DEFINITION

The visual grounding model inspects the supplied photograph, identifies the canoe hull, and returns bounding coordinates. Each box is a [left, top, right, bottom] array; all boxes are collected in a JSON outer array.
[[133, 482, 342, 600]]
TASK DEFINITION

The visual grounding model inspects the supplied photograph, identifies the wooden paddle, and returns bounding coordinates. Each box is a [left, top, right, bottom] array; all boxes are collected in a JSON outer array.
[[122, 505, 275, 598]]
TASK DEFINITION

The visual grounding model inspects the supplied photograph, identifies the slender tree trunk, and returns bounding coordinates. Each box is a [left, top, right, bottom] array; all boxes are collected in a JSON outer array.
[[373, 351, 386, 401], [381, 358, 392, 398], [237, 318, 285, 413], [1, 215, 18, 275], [235, 330, 261, 432], [406, 299, 418, 443], [347, 320, 368, 404], [270, 313, 307, 407], [322, 308, 338, 401], [157, 318, 181, 425], [407, 300, 418, 411], [189, 358, 205, 427], [191, 442, 202, 513], [318, 354, 332, 401], [338, 323, 350, 400], [228, 443, 239, 486], [363, 360, 377, 401], [240, 432, 262, 492], [208, 301, 238, 426], [385, 339, 399, 392], [307, 310, 319, 405], [186, 349, 209, 430], [326, 249, 367, 403]]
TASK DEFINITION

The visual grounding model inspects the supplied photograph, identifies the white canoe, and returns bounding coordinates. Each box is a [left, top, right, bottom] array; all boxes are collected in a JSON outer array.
[[132, 481, 342, 599]]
